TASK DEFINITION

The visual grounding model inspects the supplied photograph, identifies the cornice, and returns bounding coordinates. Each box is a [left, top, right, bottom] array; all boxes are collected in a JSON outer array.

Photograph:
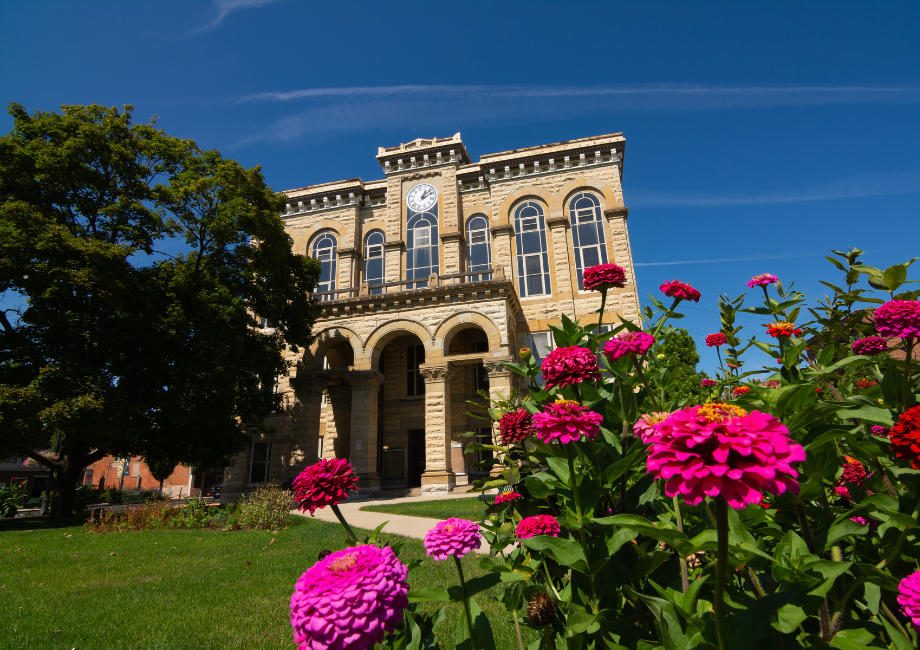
[[439, 231, 464, 242], [604, 206, 629, 220], [490, 224, 514, 235], [383, 239, 405, 249]]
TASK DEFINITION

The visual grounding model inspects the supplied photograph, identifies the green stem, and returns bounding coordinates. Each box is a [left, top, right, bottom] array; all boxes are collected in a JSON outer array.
[[871, 457, 898, 497], [794, 500, 816, 554], [543, 625, 556, 650], [513, 610, 525, 650], [830, 577, 866, 630], [714, 497, 729, 650], [715, 346, 725, 381], [595, 288, 607, 334], [454, 555, 477, 650], [630, 356, 662, 412], [330, 504, 358, 545], [876, 500, 920, 569], [620, 424, 630, 509], [565, 445, 583, 522], [881, 600, 913, 644], [703, 500, 718, 529], [673, 495, 689, 593], [542, 561, 562, 601]]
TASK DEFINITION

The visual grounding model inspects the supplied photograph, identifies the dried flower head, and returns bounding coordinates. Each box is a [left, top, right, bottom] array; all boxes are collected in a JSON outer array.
[[290, 544, 409, 650], [647, 406, 805, 509], [540, 346, 601, 389], [293, 458, 359, 515], [526, 591, 558, 627], [582, 263, 627, 291], [424, 518, 481, 560]]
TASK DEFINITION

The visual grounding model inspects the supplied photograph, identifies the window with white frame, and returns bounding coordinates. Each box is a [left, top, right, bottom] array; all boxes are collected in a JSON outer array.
[[526, 331, 555, 386], [363, 230, 385, 295], [466, 215, 492, 281], [406, 186, 439, 289], [513, 202, 551, 297], [249, 441, 271, 484], [568, 192, 608, 289], [311, 232, 338, 299], [406, 344, 425, 397]]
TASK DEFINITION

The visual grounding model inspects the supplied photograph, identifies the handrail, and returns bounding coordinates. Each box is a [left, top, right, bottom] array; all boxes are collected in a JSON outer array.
[[310, 267, 502, 298], [440, 268, 494, 281]]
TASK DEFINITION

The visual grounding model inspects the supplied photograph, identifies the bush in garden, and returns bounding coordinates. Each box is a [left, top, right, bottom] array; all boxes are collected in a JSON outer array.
[[289, 252, 920, 650], [238, 482, 295, 531]]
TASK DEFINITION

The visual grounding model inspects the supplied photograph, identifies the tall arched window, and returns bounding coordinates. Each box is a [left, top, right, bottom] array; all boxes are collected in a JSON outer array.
[[513, 201, 551, 297], [406, 183, 439, 289], [568, 192, 608, 290], [363, 230, 385, 295], [466, 215, 492, 282], [311, 232, 337, 300]]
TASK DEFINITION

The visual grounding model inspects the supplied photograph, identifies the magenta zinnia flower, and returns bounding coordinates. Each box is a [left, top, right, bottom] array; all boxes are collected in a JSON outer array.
[[633, 412, 670, 444], [875, 300, 920, 340], [582, 263, 627, 291], [871, 425, 890, 438], [646, 404, 806, 509], [494, 491, 522, 505], [499, 409, 535, 445], [541, 346, 601, 389], [851, 336, 889, 355], [705, 333, 727, 347], [898, 569, 920, 631], [533, 401, 604, 444], [760, 380, 781, 389], [603, 331, 655, 361], [516, 515, 561, 539], [293, 458, 359, 515], [660, 280, 701, 303], [290, 544, 409, 650], [424, 518, 481, 560], [701, 379, 718, 388], [747, 273, 779, 288]]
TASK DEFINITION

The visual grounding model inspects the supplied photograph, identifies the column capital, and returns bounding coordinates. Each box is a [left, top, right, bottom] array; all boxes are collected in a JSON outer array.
[[290, 375, 329, 394], [603, 206, 629, 221], [483, 358, 513, 378], [546, 214, 568, 228], [346, 370, 385, 390], [419, 363, 453, 383]]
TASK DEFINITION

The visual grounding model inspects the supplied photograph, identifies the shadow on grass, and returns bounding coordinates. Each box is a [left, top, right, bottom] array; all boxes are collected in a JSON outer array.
[[0, 513, 91, 533]]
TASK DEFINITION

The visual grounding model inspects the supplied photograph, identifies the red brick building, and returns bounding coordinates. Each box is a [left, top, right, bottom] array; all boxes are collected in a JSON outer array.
[[82, 456, 205, 497]]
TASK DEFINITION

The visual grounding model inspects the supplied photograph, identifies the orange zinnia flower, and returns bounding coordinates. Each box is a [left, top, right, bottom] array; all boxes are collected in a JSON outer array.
[[766, 322, 803, 338]]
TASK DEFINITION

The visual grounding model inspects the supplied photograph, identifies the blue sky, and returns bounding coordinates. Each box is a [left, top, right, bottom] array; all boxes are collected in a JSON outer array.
[[2, 0, 918, 376]]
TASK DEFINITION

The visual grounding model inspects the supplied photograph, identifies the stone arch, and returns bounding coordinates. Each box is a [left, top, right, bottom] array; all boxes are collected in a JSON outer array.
[[557, 177, 622, 214], [364, 319, 436, 369], [291, 219, 350, 255], [461, 204, 493, 227], [305, 326, 364, 371], [435, 311, 505, 353], [496, 187, 558, 227]]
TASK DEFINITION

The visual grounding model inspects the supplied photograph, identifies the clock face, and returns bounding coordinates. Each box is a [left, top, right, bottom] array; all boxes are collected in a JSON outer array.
[[406, 183, 437, 212]]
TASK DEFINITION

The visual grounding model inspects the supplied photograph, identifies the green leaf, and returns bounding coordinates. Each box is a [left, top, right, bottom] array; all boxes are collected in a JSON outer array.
[[850, 563, 900, 591], [454, 597, 495, 650], [462, 572, 503, 597], [774, 603, 807, 634], [837, 405, 895, 426], [879, 611, 914, 650], [725, 591, 798, 650], [825, 519, 868, 550], [546, 456, 570, 484], [884, 264, 908, 293], [409, 588, 450, 602], [522, 536, 587, 570]]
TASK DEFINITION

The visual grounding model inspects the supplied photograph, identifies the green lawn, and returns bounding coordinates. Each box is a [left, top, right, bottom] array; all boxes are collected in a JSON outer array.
[[361, 496, 488, 521], [0, 514, 532, 650]]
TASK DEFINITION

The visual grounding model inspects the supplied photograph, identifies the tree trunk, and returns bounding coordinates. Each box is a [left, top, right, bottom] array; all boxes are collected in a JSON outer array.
[[51, 460, 83, 518]]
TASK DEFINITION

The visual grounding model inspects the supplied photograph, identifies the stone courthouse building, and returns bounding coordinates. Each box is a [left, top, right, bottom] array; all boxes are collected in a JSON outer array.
[[221, 132, 640, 501]]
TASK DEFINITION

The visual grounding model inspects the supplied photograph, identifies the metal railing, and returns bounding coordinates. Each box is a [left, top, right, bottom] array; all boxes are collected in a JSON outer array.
[[309, 267, 500, 300]]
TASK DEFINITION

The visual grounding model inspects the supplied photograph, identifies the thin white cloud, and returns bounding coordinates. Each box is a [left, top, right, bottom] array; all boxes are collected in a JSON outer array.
[[229, 83, 920, 147], [190, 0, 281, 35], [635, 252, 816, 267], [631, 168, 920, 207]]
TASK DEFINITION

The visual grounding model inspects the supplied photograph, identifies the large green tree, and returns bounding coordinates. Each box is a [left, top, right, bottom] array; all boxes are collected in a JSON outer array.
[[653, 327, 711, 405], [0, 103, 321, 516]]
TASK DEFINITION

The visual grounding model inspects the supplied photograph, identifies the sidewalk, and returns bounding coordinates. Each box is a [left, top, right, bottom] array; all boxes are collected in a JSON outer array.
[[294, 489, 492, 555]]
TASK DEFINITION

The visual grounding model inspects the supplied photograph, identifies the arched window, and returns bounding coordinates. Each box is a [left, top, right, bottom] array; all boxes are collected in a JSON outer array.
[[568, 192, 608, 290], [406, 183, 439, 289], [465, 215, 492, 282], [363, 230, 385, 295], [311, 232, 337, 300], [513, 201, 550, 297]]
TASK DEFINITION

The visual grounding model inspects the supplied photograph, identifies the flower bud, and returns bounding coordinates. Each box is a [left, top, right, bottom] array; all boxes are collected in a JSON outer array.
[[489, 513, 499, 524], [519, 347, 532, 361]]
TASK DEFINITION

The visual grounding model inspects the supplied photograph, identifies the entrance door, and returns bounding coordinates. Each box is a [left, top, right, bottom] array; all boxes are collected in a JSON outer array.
[[407, 429, 425, 487]]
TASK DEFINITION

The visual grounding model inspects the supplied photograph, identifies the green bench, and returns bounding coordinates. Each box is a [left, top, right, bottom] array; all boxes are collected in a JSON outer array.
[[122, 494, 147, 505], [477, 483, 518, 506]]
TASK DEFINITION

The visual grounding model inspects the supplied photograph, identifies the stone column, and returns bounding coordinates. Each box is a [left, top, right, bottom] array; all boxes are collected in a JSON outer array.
[[483, 359, 514, 477], [490, 224, 514, 285], [347, 370, 386, 493], [288, 376, 328, 475], [383, 240, 404, 285], [604, 207, 640, 323], [337, 248, 358, 294], [546, 215, 573, 296], [419, 363, 455, 494], [323, 384, 352, 459], [440, 231, 463, 276]]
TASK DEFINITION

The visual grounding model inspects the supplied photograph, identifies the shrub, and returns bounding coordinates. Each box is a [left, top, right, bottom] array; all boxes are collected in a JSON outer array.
[[0, 482, 25, 517], [237, 483, 294, 530], [73, 485, 94, 513], [99, 487, 122, 504]]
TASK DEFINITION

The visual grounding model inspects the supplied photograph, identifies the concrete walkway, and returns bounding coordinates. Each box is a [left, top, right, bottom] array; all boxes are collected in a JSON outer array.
[[295, 489, 492, 555]]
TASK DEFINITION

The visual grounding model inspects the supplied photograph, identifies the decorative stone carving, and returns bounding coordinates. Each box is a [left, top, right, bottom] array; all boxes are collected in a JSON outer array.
[[419, 365, 453, 383], [346, 370, 385, 390], [289, 375, 329, 395], [483, 360, 512, 378]]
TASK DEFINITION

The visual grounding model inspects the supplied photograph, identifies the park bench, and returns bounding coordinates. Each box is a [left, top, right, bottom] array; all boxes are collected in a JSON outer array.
[[122, 494, 147, 505], [476, 483, 518, 506]]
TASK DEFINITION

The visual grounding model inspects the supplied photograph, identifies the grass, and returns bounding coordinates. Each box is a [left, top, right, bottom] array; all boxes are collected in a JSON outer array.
[[361, 496, 489, 522], [0, 513, 534, 650]]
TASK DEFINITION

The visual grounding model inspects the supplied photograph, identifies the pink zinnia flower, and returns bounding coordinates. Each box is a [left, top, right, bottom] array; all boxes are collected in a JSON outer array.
[[660, 280, 701, 303], [603, 331, 655, 361], [850, 516, 878, 532], [841, 456, 867, 486], [516, 515, 561, 539], [701, 379, 718, 388], [533, 401, 604, 444], [633, 412, 670, 444], [293, 458, 359, 515], [499, 409, 534, 445], [424, 518, 481, 560], [898, 569, 920, 631], [851, 336, 889, 355], [760, 380, 781, 389], [494, 491, 523, 505], [582, 263, 627, 291], [834, 485, 851, 499], [747, 273, 779, 288], [871, 425, 890, 438], [646, 404, 806, 509], [541, 346, 601, 389], [705, 333, 727, 347], [290, 544, 409, 650], [875, 300, 920, 340]]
